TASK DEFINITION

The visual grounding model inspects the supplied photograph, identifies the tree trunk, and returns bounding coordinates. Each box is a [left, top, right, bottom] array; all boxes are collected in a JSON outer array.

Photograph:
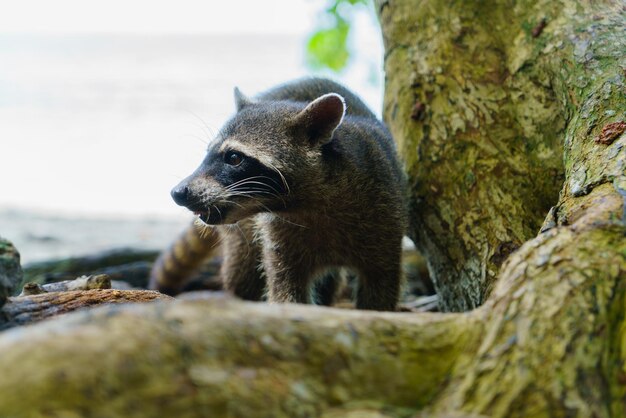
[[380, 0, 624, 311], [0, 1, 625, 417]]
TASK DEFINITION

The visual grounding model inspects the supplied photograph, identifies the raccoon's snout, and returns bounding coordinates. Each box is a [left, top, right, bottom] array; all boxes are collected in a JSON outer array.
[[171, 184, 191, 206], [171, 179, 215, 221]]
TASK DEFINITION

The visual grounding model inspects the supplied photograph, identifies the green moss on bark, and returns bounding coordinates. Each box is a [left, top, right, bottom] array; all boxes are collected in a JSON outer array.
[[378, 0, 624, 311]]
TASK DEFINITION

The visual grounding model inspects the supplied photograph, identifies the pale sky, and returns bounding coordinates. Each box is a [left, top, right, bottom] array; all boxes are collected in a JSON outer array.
[[0, 0, 320, 34]]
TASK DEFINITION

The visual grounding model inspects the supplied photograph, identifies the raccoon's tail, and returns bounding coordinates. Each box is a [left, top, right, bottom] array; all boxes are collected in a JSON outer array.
[[148, 221, 220, 295]]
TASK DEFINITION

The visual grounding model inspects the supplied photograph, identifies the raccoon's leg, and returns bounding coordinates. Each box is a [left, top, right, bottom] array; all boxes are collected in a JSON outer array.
[[220, 221, 266, 301], [312, 268, 345, 306], [265, 268, 312, 304], [354, 250, 402, 311], [149, 222, 220, 296], [263, 249, 313, 304]]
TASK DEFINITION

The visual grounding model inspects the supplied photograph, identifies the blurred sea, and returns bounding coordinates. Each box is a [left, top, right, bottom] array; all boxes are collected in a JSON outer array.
[[0, 208, 188, 264], [0, 33, 382, 263]]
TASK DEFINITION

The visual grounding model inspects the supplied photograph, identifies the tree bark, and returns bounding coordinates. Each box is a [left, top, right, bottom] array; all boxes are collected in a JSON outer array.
[[0, 294, 475, 417], [380, 0, 625, 311], [0, 0, 625, 416], [1, 289, 171, 329]]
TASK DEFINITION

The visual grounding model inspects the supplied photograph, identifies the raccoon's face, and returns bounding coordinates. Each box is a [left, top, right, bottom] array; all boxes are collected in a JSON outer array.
[[171, 89, 345, 225], [171, 139, 290, 225]]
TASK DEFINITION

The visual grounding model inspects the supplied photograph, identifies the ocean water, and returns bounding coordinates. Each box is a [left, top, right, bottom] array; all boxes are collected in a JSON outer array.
[[0, 208, 189, 264], [0, 33, 383, 262]]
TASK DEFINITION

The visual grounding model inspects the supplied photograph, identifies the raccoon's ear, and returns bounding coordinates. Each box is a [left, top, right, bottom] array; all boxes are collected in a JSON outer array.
[[234, 87, 254, 111], [293, 93, 346, 146]]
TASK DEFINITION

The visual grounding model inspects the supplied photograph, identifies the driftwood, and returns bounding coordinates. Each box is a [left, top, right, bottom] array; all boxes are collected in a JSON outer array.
[[0, 293, 459, 417], [2, 273, 172, 329], [1, 289, 172, 330], [19, 274, 112, 296]]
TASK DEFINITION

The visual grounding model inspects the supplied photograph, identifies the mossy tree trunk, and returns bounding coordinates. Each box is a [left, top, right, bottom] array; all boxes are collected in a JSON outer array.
[[381, 0, 624, 311], [0, 1, 624, 417]]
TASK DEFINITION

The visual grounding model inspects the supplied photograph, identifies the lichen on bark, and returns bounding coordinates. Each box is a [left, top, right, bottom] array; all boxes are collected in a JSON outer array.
[[379, 0, 625, 311]]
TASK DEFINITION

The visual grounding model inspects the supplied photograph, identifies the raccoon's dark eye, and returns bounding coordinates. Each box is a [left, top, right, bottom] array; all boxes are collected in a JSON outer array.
[[224, 151, 244, 166]]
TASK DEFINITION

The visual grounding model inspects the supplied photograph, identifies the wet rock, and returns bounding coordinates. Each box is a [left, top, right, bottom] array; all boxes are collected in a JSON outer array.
[[0, 238, 22, 307]]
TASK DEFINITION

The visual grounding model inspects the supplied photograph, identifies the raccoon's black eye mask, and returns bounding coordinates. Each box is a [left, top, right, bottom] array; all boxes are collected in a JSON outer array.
[[211, 149, 287, 197]]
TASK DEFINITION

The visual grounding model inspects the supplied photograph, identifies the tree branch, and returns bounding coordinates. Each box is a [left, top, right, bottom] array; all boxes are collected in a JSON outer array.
[[0, 294, 477, 416]]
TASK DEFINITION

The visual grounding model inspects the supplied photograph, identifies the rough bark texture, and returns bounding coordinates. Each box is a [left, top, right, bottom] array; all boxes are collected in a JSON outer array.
[[1, 289, 171, 329], [0, 294, 474, 418], [380, 0, 625, 311], [0, 1, 624, 417]]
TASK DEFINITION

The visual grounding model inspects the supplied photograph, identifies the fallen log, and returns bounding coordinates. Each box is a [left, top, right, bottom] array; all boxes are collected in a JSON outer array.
[[1, 289, 172, 330], [0, 293, 467, 417]]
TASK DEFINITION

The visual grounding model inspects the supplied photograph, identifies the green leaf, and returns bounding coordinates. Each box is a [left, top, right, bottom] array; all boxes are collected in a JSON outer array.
[[306, 20, 350, 72], [306, 0, 374, 72]]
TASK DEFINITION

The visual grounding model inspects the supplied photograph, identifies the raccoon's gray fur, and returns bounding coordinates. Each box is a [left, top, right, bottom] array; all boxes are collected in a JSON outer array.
[[150, 77, 407, 311]]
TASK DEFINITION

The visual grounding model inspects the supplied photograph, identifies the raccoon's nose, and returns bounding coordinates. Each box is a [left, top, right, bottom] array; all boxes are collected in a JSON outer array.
[[171, 185, 191, 206]]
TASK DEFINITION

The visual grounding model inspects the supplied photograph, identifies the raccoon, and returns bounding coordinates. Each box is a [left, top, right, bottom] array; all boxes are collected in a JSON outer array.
[[149, 78, 407, 311]]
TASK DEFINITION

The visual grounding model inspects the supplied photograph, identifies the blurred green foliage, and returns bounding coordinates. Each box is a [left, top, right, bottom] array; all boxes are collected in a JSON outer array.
[[306, 0, 373, 72]]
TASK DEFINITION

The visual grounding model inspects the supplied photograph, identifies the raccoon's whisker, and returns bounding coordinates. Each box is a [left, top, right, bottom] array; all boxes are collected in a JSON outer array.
[[194, 220, 211, 239], [225, 187, 277, 196], [226, 180, 282, 194], [227, 189, 279, 199], [226, 190, 287, 208], [228, 180, 282, 193], [214, 204, 223, 221], [229, 183, 280, 197], [224, 178, 255, 191], [216, 193, 244, 209], [230, 194, 302, 228], [257, 205, 308, 229], [186, 110, 217, 142], [266, 209, 308, 229], [224, 175, 275, 190], [248, 198, 275, 215], [219, 197, 246, 210], [224, 176, 283, 193], [215, 201, 253, 259], [265, 161, 291, 196], [284, 219, 307, 228], [223, 192, 268, 209]]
